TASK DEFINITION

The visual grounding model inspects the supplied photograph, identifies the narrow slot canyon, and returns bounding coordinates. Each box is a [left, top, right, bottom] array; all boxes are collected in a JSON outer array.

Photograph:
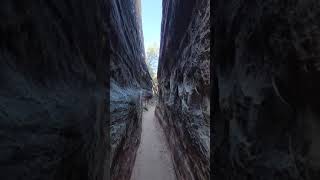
[[1, 0, 320, 180], [0, 0, 211, 179], [110, 0, 210, 179]]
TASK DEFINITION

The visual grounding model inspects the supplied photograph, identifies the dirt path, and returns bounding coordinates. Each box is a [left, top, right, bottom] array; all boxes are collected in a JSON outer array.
[[130, 104, 176, 180]]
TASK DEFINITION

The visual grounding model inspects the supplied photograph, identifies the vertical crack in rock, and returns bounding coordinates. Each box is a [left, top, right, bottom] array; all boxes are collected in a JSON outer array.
[[156, 0, 210, 179], [213, 0, 320, 179]]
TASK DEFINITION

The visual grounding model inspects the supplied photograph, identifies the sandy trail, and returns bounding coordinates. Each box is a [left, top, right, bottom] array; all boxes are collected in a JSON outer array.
[[130, 104, 176, 180]]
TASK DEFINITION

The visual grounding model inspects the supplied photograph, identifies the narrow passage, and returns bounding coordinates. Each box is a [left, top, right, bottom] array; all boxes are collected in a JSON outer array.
[[130, 103, 176, 180]]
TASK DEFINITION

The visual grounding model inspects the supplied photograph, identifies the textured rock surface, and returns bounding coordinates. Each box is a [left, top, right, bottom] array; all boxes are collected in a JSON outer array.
[[213, 0, 320, 179], [108, 0, 152, 179], [156, 0, 210, 179], [0, 0, 108, 180]]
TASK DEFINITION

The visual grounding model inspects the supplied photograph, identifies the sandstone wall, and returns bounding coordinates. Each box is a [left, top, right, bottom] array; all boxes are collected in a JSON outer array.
[[156, 0, 210, 179], [0, 0, 108, 179], [0, 0, 152, 180], [213, 0, 320, 179], [108, 0, 152, 179]]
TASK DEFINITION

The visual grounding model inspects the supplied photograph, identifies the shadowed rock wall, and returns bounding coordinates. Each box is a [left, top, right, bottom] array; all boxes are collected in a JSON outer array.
[[0, 0, 108, 180], [213, 0, 320, 179], [108, 0, 152, 179], [0, 0, 152, 179], [156, 0, 210, 179]]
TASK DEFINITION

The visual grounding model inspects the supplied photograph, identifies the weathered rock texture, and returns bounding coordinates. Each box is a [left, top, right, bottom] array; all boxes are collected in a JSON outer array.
[[214, 0, 320, 179], [156, 0, 210, 179], [0, 0, 108, 180], [108, 0, 152, 179]]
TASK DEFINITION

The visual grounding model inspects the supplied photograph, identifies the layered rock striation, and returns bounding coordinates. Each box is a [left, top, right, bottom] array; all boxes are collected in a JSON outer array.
[[156, 0, 210, 179], [0, 0, 108, 179], [108, 0, 152, 179], [214, 0, 320, 179]]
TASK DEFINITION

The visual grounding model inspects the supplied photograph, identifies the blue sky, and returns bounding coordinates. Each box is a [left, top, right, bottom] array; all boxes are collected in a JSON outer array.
[[141, 0, 162, 50]]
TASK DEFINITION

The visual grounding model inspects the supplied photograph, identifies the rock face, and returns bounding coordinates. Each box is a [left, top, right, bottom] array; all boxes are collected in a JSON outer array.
[[108, 0, 152, 179], [213, 0, 320, 179], [156, 0, 210, 179], [0, 0, 108, 180]]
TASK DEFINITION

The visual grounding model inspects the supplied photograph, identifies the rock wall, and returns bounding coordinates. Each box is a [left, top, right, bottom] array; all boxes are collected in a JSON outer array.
[[108, 0, 152, 179], [213, 0, 320, 179], [156, 0, 210, 179], [0, 0, 108, 180]]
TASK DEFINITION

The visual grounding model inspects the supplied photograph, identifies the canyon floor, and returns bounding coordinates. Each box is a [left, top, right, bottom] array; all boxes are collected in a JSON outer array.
[[130, 102, 176, 180]]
